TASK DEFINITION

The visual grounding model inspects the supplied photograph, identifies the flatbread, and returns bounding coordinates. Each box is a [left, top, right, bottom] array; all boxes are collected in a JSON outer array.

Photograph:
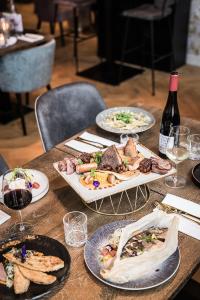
[[14, 265, 30, 294], [18, 265, 56, 285], [4, 253, 64, 273]]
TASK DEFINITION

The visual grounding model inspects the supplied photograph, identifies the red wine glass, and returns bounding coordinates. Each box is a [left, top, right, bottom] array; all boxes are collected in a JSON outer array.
[[2, 169, 33, 235]]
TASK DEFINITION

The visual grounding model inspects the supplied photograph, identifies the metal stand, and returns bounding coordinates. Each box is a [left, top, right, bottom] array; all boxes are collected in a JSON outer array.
[[81, 184, 150, 216]]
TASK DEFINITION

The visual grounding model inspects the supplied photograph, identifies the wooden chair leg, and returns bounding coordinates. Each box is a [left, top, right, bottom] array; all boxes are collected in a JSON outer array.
[[25, 92, 29, 106], [49, 22, 55, 35], [16, 93, 27, 136], [59, 22, 66, 46], [46, 84, 51, 91], [37, 19, 42, 30]]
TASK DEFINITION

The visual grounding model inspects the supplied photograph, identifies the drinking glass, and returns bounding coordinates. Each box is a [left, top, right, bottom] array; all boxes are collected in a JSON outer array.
[[63, 211, 87, 247], [2, 169, 33, 235], [165, 126, 190, 188], [0, 18, 11, 44], [188, 134, 200, 160], [120, 133, 139, 145]]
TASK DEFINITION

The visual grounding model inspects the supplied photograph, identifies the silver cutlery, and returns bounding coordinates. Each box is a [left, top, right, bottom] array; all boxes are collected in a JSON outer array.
[[75, 136, 108, 149]]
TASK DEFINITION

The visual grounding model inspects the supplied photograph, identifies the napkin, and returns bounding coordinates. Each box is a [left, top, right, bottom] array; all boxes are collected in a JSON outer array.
[[17, 33, 44, 43], [65, 132, 119, 153], [162, 193, 200, 219], [0, 210, 10, 225]]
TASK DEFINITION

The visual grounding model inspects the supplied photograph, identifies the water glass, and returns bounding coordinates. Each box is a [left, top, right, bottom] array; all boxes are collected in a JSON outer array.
[[63, 211, 87, 247], [188, 134, 200, 160], [120, 133, 139, 145]]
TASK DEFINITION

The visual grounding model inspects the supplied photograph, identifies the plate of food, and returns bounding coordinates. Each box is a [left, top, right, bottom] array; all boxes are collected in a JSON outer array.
[[84, 210, 180, 290], [192, 163, 200, 188], [0, 168, 49, 203], [54, 138, 175, 204], [96, 107, 155, 134], [0, 235, 70, 299]]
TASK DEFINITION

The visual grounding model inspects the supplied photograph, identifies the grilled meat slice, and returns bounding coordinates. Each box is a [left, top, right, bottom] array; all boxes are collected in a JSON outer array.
[[99, 145, 123, 172]]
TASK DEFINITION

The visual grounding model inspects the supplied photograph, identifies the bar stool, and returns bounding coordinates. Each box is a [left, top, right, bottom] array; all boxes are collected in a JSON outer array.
[[120, 0, 175, 95]]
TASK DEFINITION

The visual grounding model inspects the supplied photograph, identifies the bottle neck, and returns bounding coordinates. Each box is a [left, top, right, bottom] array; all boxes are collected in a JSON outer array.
[[169, 73, 179, 92]]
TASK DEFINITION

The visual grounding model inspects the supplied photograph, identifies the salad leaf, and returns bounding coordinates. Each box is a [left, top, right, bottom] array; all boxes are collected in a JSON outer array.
[[116, 112, 133, 124]]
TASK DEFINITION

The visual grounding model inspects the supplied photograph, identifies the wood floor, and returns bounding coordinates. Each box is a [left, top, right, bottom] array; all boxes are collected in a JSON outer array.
[[0, 2, 200, 168]]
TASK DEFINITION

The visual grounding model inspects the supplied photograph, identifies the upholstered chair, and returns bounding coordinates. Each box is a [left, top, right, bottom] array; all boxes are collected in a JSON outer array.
[[0, 154, 9, 175], [35, 82, 106, 152], [0, 39, 56, 135]]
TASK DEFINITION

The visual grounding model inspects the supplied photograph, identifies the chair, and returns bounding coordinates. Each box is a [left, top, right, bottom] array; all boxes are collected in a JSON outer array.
[[35, 82, 106, 151], [120, 0, 175, 95], [34, 0, 72, 46], [0, 0, 8, 12], [0, 39, 55, 135], [0, 154, 9, 175]]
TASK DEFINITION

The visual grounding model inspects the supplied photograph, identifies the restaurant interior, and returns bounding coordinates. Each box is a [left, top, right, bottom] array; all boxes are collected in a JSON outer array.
[[0, 0, 200, 299]]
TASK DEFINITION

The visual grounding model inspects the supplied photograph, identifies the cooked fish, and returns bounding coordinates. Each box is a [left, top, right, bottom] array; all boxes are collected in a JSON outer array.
[[4, 253, 64, 272], [14, 265, 30, 294], [18, 265, 56, 285]]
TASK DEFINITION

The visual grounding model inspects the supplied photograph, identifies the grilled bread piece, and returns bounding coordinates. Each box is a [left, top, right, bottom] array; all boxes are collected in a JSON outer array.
[[14, 265, 30, 294], [18, 265, 56, 285], [99, 145, 122, 171], [0, 263, 6, 285], [4, 253, 64, 272]]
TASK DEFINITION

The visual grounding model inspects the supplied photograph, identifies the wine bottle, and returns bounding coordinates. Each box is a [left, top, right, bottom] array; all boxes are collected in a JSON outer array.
[[159, 71, 180, 158]]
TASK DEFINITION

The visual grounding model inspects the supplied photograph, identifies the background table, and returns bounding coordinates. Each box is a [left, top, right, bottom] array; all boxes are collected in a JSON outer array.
[[0, 109, 199, 300]]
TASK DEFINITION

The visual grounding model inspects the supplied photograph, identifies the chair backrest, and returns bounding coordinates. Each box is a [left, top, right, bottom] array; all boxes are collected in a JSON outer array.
[[35, 82, 107, 152], [0, 0, 8, 12], [34, 0, 56, 22], [0, 155, 9, 176], [0, 39, 55, 93], [154, 0, 175, 15]]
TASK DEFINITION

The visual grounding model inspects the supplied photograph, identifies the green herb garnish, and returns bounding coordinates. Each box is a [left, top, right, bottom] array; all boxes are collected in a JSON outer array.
[[116, 112, 133, 124], [93, 152, 103, 164], [90, 169, 96, 177], [77, 159, 84, 165]]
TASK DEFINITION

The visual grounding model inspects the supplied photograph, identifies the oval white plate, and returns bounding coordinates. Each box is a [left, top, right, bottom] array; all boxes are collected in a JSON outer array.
[[96, 107, 155, 134]]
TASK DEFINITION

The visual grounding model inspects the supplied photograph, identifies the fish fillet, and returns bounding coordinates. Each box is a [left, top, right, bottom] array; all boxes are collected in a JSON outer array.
[[18, 265, 56, 285], [14, 265, 30, 294]]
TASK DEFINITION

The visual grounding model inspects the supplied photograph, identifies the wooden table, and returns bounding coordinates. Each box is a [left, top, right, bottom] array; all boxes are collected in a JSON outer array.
[[0, 34, 52, 57], [0, 109, 199, 300]]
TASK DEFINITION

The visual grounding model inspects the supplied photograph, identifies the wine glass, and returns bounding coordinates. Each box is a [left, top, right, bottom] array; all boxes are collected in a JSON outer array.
[[165, 126, 190, 188], [2, 168, 33, 235]]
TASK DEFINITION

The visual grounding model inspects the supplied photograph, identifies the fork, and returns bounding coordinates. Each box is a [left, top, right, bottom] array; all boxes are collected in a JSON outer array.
[[75, 136, 108, 149]]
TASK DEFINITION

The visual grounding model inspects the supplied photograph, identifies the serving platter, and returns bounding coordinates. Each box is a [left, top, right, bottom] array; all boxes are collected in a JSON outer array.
[[84, 220, 180, 290], [0, 235, 70, 300], [96, 107, 155, 134], [53, 143, 175, 204], [0, 169, 49, 203]]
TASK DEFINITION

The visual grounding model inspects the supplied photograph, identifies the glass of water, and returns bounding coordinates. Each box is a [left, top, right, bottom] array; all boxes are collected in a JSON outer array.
[[188, 134, 200, 160], [63, 211, 87, 247], [120, 133, 139, 145]]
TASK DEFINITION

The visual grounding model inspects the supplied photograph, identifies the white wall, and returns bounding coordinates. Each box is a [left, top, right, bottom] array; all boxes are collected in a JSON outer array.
[[187, 0, 200, 66]]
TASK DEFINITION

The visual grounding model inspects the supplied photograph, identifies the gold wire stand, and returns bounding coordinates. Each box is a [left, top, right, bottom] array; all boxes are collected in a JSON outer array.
[[81, 184, 150, 216]]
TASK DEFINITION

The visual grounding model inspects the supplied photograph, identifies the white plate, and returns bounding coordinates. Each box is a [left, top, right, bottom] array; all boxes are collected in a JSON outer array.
[[0, 36, 17, 48], [96, 107, 155, 134], [54, 143, 176, 204], [0, 169, 49, 204]]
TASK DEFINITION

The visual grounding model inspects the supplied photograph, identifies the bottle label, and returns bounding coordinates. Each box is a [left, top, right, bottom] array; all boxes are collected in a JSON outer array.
[[159, 134, 174, 155], [169, 73, 179, 92]]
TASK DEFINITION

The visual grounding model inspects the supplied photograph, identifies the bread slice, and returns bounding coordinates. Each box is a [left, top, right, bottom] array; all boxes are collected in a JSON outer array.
[[4, 253, 64, 273], [14, 265, 30, 294], [18, 265, 56, 285]]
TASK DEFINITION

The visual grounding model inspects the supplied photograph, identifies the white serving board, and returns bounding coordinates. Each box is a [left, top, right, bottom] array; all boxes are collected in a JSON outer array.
[[53, 144, 175, 204]]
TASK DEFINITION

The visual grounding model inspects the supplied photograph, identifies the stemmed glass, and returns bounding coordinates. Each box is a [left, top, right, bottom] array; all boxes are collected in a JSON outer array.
[[2, 169, 33, 235], [165, 126, 190, 188]]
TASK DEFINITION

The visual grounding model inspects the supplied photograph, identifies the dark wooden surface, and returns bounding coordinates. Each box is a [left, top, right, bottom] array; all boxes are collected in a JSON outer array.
[[0, 34, 52, 57], [0, 109, 200, 300]]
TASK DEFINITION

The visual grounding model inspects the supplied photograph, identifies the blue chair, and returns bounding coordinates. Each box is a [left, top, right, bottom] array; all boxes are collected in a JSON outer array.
[[35, 82, 106, 151], [0, 39, 56, 135], [0, 154, 9, 175]]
